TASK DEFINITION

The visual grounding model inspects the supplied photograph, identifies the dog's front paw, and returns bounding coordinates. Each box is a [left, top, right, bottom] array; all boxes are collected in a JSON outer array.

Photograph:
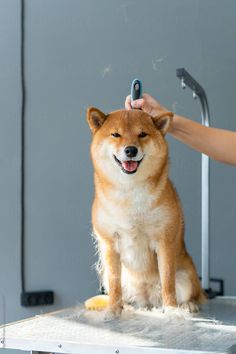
[[104, 306, 122, 321], [162, 297, 177, 313], [162, 305, 178, 314], [180, 301, 199, 313]]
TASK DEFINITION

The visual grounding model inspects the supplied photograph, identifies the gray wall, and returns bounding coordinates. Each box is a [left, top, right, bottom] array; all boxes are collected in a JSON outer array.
[[0, 0, 236, 338]]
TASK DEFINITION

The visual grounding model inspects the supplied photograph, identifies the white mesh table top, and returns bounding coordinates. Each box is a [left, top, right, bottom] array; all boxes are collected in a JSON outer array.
[[0, 297, 236, 354]]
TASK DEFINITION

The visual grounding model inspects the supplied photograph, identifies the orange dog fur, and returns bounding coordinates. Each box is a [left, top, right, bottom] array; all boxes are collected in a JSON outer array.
[[87, 108, 206, 317]]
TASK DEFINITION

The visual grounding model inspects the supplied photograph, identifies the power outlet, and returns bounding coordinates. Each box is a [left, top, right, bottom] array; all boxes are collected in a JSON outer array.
[[21, 291, 54, 307]]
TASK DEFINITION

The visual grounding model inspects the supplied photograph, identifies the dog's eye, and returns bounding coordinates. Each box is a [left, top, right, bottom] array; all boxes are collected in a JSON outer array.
[[111, 132, 121, 138], [138, 132, 147, 138]]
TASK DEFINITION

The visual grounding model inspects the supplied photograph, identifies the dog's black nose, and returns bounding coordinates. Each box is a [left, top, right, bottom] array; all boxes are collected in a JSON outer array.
[[125, 146, 138, 158]]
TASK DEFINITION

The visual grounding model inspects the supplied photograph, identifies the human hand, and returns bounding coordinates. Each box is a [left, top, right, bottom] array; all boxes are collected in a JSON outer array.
[[125, 92, 169, 117]]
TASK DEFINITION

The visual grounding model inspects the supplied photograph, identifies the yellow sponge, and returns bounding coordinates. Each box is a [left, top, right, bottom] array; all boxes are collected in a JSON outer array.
[[84, 294, 109, 311]]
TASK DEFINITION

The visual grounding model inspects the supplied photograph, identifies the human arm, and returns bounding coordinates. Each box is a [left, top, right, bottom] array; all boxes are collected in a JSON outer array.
[[125, 93, 236, 166]]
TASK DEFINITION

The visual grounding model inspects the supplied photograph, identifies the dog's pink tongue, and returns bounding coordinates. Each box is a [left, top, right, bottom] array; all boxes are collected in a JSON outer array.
[[122, 161, 138, 172]]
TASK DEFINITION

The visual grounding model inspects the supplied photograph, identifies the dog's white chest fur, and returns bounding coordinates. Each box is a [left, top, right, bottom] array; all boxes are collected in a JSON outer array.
[[98, 186, 169, 272], [114, 228, 151, 271]]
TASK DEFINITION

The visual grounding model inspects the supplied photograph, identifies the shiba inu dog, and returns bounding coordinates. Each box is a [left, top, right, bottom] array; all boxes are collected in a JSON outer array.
[[87, 107, 205, 317]]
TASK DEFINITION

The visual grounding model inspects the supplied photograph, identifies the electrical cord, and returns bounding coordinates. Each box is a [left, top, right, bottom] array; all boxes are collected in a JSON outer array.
[[19, 1, 54, 306], [20, 0, 26, 294]]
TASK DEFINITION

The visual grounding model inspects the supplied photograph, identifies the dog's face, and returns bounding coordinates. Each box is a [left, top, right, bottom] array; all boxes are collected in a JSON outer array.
[[87, 108, 172, 183]]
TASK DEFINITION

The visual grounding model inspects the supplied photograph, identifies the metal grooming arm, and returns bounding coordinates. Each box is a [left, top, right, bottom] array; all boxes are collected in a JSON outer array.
[[176, 68, 213, 297]]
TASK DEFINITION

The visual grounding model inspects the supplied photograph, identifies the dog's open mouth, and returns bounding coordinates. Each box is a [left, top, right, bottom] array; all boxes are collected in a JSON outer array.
[[114, 155, 143, 174]]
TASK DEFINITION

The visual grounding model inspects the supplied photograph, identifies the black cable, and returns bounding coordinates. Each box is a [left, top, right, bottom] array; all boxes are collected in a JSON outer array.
[[20, 0, 26, 294], [19, 2, 54, 306]]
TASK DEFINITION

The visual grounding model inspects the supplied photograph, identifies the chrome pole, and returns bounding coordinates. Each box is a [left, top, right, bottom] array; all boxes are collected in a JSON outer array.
[[176, 68, 210, 291]]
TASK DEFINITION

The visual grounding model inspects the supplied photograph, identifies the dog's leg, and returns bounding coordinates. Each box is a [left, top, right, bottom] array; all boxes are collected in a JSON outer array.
[[176, 253, 206, 312], [103, 242, 123, 318], [158, 239, 177, 310]]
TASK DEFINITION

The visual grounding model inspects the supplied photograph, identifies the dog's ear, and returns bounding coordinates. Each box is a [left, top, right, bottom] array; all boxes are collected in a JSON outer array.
[[87, 107, 107, 133], [152, 111, 173, 135]]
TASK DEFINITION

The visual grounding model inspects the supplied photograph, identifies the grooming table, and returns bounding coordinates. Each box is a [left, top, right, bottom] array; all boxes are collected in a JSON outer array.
[[0, 297, 236, 354]]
